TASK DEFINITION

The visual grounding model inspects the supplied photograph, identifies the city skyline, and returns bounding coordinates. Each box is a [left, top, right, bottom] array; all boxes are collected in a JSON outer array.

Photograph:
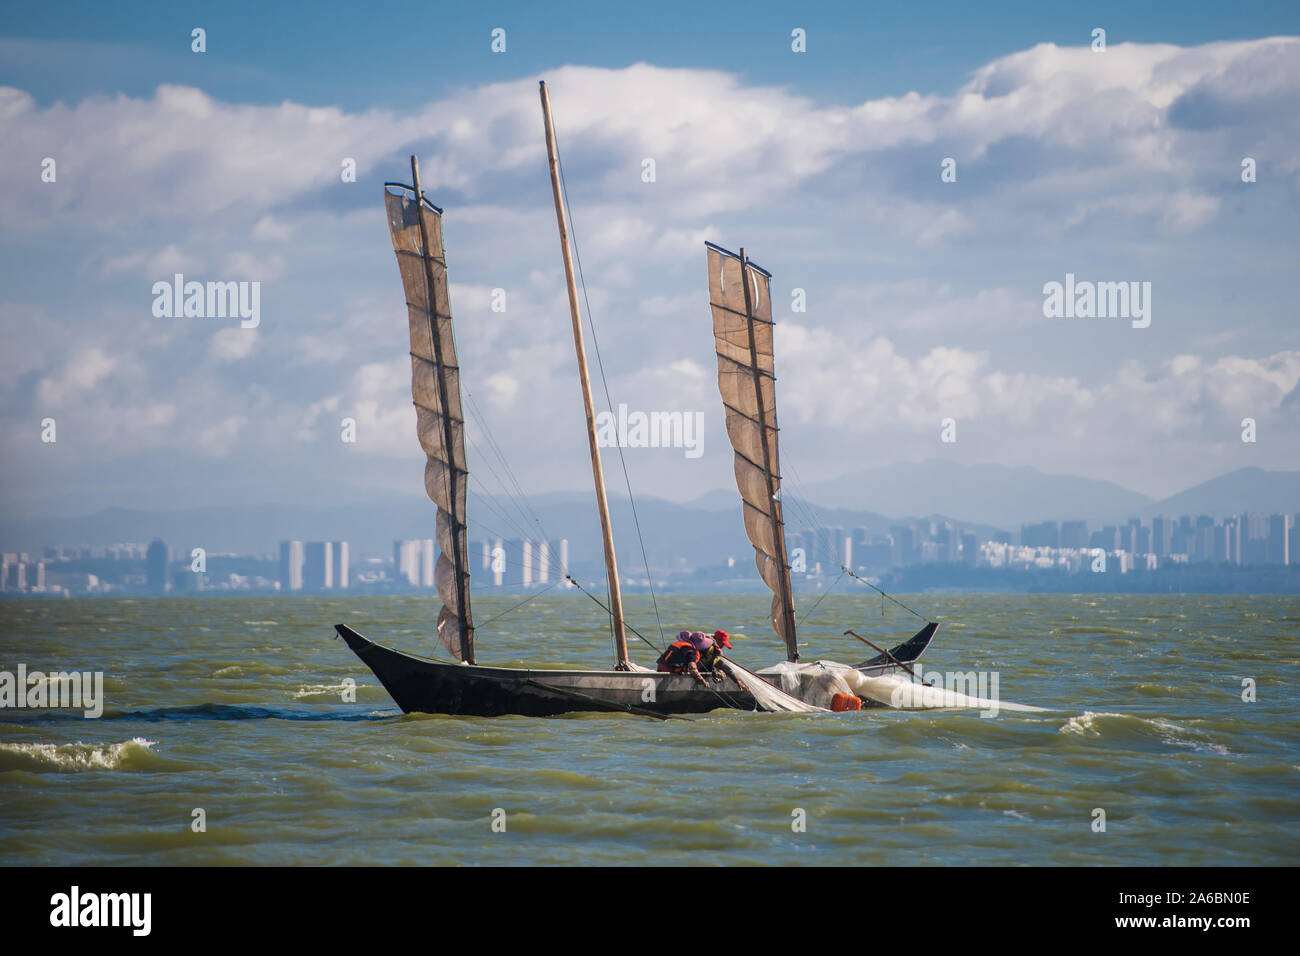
[[7, 503, 1298, 598]]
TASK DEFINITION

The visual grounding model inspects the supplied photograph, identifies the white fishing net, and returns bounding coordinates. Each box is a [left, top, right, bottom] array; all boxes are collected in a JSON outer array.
[[758, 659, 1045, 713], [631, 656, 1044, 714], [723, 658, 827, 712]]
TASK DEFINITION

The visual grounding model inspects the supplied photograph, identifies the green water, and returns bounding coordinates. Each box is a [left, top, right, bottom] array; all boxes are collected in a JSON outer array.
[[1, 593, 1296, 865]]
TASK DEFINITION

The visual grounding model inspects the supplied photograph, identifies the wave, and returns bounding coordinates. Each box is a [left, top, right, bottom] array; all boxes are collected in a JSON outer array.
[[293, 682, 356, 699], [0, 737, 161, 773], [1059, 711, 1232, 754], [111, 703, 396, 722], [1, 703, 397, 724]]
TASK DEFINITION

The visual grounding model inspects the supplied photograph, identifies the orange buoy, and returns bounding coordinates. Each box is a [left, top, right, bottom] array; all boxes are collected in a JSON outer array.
[[831, 693, 862, 712]]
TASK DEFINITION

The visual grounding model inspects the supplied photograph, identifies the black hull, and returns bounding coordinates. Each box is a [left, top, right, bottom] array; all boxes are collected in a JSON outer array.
[[335, 625, 756, 717], [855, 621, 938, 675], [336, 621, 938, 718]]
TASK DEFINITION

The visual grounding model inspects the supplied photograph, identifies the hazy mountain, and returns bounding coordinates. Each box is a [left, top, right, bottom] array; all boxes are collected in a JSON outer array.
[[1142, 468, 1300, 520], [798, 460, 1152, 528]]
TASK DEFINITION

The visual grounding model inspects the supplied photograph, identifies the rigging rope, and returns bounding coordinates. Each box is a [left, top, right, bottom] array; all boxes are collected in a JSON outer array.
[[842, 566, 930, 623], [797, 567, 846, 625], [564, 575, 663, 654], [476, 577, 564, 627]]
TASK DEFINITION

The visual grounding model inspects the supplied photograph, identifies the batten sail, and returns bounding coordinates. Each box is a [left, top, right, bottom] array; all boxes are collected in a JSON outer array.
[[706, 242, 798, 661], [385, 159, 474, 663]]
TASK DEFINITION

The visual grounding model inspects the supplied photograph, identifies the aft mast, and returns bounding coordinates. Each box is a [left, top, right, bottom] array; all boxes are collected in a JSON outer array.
[[706, 242, 799, 661], [539, 80, 630, 669]]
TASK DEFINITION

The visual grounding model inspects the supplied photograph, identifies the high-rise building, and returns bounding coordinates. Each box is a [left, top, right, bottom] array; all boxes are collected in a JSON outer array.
[[1213, 524, 1228, 563], [279, 540, 304, 591], [1267, 514, 1291, 565], [420, 539, 435, 587], [1061, 521, 1089, 549], [535, 541, 550, 584], [814, 528, 835, 568], [146, 539, 170, 593], [1240, 514, 1268, 565], [392, 539, 439, 587], [393, 539, 429, 587], [304, 541, 334, 590], [1151, 516, 1171, 558], [961, 531, 978, 566], [522, 540, 535, 587], [889, 525, 917, 566], [333, 541, 349, 589], [1021, 521, 1059, 549], [1193, 516, 1214, 563]]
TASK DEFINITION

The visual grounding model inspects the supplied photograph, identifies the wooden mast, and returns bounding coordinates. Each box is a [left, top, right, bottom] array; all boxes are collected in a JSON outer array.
[[739, 248, 798, 662], [539, 80, 630, 669]]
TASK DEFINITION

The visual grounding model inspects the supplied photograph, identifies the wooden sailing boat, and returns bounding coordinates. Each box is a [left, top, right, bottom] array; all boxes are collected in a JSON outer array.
[[336, 82, 933, 717]]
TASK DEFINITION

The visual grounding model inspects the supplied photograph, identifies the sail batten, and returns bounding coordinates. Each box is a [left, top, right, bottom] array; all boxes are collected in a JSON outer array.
[[386, 162, 474, 663], [707, 242, 798, 661]]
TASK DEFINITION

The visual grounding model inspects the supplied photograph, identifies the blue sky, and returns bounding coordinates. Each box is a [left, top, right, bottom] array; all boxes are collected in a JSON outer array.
[[6, 0, 1299, 107], [1, 1, 1298, 521]]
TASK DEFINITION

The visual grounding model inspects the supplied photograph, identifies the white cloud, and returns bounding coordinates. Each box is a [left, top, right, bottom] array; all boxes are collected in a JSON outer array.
[[102, 244, 197, 277], [36, 346, 118, 406], [252, 215, 294, 242], [775, 320, 1300, 451], [2, 39, 1298, 507], [210, 328, 258, 361], [3, 37, 1294, 239]]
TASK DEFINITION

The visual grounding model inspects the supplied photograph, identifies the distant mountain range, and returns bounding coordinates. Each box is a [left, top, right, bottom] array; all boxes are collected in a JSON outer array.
[[2, 463, 1297, 560], [795, 460, 1152, 527], [793, 462, 1300, 528], [1134, 467, 1300, 521]]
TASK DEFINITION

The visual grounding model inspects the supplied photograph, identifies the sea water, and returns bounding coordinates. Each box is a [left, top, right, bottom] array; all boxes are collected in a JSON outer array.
[[1, 593, 1296, 865]]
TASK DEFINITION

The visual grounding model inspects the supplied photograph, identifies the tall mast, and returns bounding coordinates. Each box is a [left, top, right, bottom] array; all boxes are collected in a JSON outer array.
[[539, 80, 629, 669], [739, 249, 798, 661]]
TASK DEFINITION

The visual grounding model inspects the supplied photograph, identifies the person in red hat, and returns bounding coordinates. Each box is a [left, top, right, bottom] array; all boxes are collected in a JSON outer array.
[[655, 630, 711, 688], [696, 629, 746, 690]]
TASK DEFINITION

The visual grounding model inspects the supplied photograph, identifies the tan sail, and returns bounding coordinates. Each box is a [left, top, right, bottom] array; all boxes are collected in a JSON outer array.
[[385, 158, 474, 663], [706, 242, 798, 660]]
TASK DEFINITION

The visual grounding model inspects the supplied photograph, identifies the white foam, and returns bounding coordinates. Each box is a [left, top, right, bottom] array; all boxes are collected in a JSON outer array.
[[293, 682, 354, 699], [0, 737, 157, 771]]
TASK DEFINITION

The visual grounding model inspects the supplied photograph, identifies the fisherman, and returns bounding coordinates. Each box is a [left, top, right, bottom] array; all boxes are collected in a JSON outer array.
[[655, 630, 711, 688], [691, 630, 747, 691]]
